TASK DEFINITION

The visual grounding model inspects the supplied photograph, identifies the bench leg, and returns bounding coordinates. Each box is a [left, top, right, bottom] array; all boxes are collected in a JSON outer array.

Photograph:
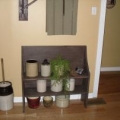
[[81, 93, 88, 108]]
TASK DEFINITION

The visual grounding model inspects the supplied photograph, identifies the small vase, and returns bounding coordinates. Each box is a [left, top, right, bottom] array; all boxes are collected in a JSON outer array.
[[51, 80, 63, 92]]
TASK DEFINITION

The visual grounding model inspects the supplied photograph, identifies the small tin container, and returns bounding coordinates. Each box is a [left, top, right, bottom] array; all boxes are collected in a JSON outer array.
[[55, 95, 70, 108]]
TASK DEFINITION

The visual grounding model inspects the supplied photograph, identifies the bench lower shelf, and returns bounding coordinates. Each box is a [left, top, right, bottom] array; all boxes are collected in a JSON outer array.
[[24, 85, 87, 97]]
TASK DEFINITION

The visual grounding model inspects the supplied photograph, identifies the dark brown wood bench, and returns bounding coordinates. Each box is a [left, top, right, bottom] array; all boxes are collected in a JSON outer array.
[[22, 46, 90, 112]]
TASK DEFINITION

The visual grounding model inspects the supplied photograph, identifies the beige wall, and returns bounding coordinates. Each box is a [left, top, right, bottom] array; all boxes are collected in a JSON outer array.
[[0, 0, 101, 96], [102, 1, 120, 67]]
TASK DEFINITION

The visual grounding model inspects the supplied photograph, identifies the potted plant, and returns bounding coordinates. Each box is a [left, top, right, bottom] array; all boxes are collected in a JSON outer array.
[[50, 55, 70, 92]]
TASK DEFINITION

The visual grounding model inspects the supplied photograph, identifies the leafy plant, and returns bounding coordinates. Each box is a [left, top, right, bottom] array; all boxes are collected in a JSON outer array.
[[50, 55, 70, 91]]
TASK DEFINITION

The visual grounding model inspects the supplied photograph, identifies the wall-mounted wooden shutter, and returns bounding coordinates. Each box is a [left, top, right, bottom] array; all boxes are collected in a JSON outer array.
[[46, 0, 78, 35]]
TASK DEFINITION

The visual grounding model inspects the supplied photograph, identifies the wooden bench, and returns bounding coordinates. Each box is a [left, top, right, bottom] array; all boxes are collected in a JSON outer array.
[[22, 46, 90, 112]]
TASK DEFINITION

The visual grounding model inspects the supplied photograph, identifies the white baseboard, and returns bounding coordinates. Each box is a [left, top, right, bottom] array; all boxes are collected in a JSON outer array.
[[14, 93, 94, 103], [101, 67, 120, 72]]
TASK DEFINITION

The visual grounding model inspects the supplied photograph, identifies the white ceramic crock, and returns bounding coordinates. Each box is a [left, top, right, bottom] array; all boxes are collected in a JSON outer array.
[[26, 60, 39, 77], [37, 80, 47, 93], [67, 78, 75, 91], [41, 59, 51, 77], [41, 64, 50, 77], [56, 95, 70, 108], [51, 80, 63, 92], [0, 94, 14, 111], [0, 81, 14, 111]]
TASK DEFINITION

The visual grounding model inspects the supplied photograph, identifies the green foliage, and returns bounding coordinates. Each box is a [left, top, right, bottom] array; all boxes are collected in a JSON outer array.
[[50, 55, 70, 91]]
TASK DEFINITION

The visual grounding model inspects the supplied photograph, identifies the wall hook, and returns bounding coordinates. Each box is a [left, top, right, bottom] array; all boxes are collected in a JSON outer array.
[[19, 0, 38, 21]]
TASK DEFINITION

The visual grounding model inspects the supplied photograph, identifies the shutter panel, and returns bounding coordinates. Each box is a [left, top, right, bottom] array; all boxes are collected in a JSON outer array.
[[46, 0, 78, 35]]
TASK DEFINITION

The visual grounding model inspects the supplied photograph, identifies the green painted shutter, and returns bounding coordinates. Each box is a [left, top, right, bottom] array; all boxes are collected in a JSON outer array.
[[46, 0, 78, 35]]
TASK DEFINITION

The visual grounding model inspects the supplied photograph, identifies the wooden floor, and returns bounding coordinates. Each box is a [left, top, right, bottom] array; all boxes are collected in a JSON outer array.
[[98, 71, 120, 94], [0, 72, 120, 120]]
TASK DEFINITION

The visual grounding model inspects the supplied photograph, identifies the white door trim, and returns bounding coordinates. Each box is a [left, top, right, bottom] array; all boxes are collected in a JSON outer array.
[[101, 67, 120, 71], [93, 0, 107, 97]]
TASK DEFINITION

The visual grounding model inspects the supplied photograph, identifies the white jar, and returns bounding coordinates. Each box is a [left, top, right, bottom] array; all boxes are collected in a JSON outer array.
[[26, 60, 38, 77], [67, 78, 75, 91], [56, 95, 70, 108], [41, 59, 50, 77], [37, 80, 47, 93], [41, 65, 50, 77]]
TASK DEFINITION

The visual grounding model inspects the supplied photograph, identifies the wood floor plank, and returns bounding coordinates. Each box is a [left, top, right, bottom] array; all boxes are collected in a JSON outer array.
[[98, 71, 120, 94]]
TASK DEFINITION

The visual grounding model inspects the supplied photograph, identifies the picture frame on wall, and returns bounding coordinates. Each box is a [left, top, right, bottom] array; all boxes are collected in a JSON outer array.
[[107, 0, 116, 9]]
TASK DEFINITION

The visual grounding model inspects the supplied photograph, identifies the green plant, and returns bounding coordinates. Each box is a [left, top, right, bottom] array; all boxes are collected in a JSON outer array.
[[50, 55, 70, 91]]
